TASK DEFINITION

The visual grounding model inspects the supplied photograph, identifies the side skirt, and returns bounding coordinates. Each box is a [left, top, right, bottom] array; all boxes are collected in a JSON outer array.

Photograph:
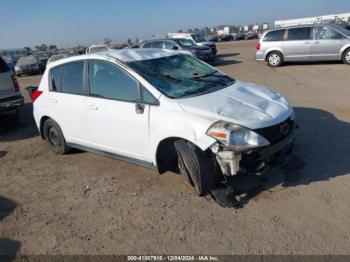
[[67, 143, 158, 171]]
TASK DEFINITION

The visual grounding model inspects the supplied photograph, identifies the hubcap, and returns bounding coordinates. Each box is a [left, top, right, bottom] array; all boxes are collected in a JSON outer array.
[[346, 51, 350, 63], [48, 127, 60, 147], [269, 54, 281, 66]]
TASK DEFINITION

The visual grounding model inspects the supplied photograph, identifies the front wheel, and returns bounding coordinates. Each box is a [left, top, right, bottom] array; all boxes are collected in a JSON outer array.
[[267, 51, 283, 67], [343, 48, 350, 65], [174, 140, 220, 196], [43, 119, 71, 155]]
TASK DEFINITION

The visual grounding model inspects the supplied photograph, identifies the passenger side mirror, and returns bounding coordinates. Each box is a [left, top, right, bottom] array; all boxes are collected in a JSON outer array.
[[172, 46, 179, 50]]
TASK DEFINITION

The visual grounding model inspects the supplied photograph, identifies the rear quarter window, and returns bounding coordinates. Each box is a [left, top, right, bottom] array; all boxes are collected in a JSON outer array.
[[263, 30, 285, 42], [0, 57, 10, 73]]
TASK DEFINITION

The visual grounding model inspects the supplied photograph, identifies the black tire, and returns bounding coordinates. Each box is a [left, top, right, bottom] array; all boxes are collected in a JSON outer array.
[[174, 140, 220, 196], [10, 108, 19, 123], [342, 48, 350, 65], [267, 51, 283, 67], [43, 119, 71, 155]]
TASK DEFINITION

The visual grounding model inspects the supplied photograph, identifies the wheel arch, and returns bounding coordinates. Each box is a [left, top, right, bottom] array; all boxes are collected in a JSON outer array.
[[265, 49, 284, 62], [155, 136, 214, 174], [39, 115, 51, 139]]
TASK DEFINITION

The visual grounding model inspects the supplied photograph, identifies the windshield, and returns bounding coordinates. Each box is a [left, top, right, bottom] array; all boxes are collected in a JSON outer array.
[[192, 34, 207, 43], [175, 39, 196, 47], [329, 24, 350, 37], [127, 54, 235, 99], [89, 47, 108, 53], [17, 56, 38, 66]]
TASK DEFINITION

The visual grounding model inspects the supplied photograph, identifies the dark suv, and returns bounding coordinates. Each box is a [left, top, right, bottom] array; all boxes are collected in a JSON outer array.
[[0, 57, 24, 121], [140, 38, 214, 61]]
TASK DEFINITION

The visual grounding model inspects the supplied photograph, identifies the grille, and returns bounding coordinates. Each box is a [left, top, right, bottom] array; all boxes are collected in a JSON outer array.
[[254, 117, 295, 145]]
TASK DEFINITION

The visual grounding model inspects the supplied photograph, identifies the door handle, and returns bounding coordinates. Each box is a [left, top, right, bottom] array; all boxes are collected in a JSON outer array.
[[314, 41, 320, 44], [304, 42, 310, 44], [87, 105, 98, 111], [135, 103, 145, 114], [50, 98, 58, 103]]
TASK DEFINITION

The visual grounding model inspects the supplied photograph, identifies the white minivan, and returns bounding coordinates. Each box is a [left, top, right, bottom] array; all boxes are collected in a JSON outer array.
[[32, 49, 295, 196]]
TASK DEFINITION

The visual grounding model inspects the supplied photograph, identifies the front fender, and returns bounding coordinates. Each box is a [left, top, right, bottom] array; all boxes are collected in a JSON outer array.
[[148, 105, 217, 164]]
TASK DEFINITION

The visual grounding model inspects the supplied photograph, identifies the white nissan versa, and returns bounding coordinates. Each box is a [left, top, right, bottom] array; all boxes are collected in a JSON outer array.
[[32, 49, 296, 196]]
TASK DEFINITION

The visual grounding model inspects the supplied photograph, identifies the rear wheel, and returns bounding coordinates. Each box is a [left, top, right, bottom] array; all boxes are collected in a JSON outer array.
[[267, 51, 283, 67], [343, 48, 350, 65], [174, 140, 220, 196], [43, 119, 71, 155]]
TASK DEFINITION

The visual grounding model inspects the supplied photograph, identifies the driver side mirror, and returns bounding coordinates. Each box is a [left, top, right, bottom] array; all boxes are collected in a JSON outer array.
[[172, 46, 179, 50]]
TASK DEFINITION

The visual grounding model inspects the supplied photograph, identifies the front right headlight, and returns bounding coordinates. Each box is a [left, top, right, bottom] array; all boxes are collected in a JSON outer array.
[[206, 121, 270, 151]]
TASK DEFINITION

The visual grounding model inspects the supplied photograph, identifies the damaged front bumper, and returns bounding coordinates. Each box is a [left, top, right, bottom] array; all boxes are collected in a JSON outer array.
[[211, 122, 296, 177]]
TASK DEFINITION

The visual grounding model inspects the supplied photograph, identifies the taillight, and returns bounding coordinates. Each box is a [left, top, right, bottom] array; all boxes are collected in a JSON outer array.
[[256, 43, 261, 51], [31, 90, 43, 102], [11, 74, 20, 92]]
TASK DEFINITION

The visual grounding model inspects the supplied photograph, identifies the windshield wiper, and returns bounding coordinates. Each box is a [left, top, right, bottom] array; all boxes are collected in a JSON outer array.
[[193, 70, 234, 81], [161, 73, 219, 84]]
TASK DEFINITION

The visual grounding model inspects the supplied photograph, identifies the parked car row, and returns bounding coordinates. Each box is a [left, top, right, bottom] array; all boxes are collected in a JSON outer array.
[[139, 38, 214, 61], [209, 33, 257, 42]]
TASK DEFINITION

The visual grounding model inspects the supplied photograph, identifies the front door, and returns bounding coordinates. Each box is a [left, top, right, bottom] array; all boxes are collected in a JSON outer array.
[[85, 60, 150, 161], [312, 26, 346, 61]]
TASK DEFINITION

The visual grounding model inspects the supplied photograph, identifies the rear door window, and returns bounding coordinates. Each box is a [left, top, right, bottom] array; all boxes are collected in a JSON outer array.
[[61, 61, 85, 95], [0, 57, 10, 73], [263, 30, 285, 41], [287, 27, 312, 41]]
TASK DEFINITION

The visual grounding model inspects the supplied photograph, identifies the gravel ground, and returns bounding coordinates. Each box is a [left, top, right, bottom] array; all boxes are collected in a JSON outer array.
[[1, 40, 350, 255]]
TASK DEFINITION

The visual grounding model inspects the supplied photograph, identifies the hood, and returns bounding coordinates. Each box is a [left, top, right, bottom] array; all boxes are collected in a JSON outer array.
[[196, 41, 215, 47], [177, 81, 293, 129], [186, 45, 211, 51]]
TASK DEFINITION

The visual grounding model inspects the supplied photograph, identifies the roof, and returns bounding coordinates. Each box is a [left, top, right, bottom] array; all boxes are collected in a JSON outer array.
[[47, 48, 178, 69]]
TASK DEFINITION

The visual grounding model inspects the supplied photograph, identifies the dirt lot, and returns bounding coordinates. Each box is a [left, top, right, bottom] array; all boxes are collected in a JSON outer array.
[[1, 40, 350, 255]]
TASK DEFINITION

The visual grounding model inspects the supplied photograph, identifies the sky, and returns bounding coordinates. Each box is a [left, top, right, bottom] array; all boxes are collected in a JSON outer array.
[[1, 0, 350, 49]]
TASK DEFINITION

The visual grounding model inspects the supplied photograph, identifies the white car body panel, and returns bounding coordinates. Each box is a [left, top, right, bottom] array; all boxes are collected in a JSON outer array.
[[177, 81, 292, 130], [33, 49, 294, 167]]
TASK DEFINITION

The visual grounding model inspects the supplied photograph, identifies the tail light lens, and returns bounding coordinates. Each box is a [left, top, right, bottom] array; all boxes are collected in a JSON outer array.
[[256, 43, 261, 51], [11, 74, 20, 92], [31, 90, 43, 102]]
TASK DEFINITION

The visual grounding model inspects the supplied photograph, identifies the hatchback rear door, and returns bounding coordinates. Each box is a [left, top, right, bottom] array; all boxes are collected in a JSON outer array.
[[283, 27, 313, 61], [312, 25, 347, 61]]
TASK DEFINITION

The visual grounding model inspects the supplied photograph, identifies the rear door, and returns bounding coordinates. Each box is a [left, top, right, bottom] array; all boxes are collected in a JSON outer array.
[[0, 57, 15, 97], [312, 25, 346, 61], [47, 61, 90, 145], [85, 60, 153, 161], [283, 27, 313, 61]]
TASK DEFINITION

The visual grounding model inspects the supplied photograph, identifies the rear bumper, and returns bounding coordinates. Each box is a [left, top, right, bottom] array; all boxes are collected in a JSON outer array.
[[255, 51, 265, 61], [0, 95, 24, 113], [15, 68, 39, 75], [196, 53, 214, 61]]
